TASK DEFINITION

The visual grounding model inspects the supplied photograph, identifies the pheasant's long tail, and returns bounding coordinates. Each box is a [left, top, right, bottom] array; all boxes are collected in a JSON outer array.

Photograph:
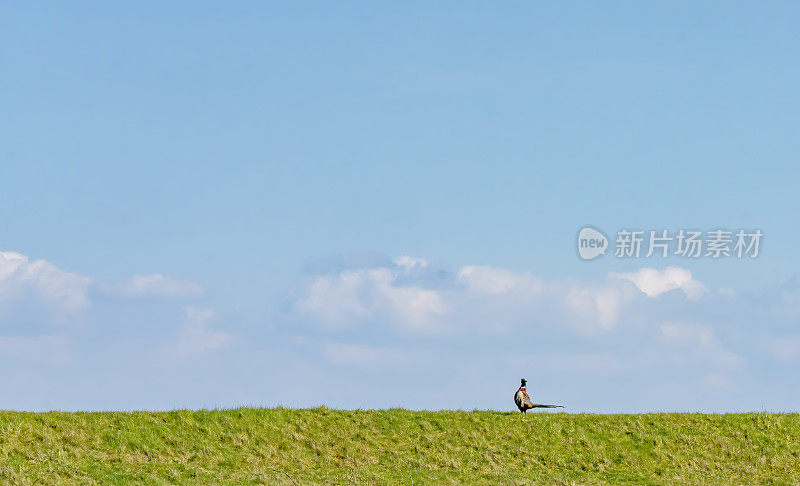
[[529, 404, 564, 408]]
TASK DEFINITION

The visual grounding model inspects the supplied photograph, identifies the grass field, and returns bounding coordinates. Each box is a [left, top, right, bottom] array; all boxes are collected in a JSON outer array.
[[0, 408, 798, 484]]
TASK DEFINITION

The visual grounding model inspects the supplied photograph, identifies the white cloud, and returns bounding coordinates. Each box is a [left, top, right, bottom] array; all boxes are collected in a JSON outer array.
[[176, 307, 232, 356], [454, 267, 635, 334], [184, 306, 215, 323], [177, 324, 232, 355], [293, 267, 447, 330], [612, 267, 706, 299], [561, 285, 624, 331], [658, 321, 742, 367], [458, 265, 543, 295], [0, 251, 91, 317], [115, 274, 203, 298], [393, 255, 428, 271]]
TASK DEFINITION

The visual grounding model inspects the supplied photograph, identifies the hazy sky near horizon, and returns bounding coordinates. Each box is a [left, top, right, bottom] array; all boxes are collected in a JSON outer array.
[[2, 2, 800, 412]]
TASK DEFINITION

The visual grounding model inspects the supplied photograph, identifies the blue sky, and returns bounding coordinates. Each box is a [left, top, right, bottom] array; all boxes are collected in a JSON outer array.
[[1, 2, 800, 412]]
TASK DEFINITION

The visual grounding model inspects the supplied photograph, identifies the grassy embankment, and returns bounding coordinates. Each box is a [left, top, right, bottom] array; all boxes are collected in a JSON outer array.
[[0, 408, 798, 484]]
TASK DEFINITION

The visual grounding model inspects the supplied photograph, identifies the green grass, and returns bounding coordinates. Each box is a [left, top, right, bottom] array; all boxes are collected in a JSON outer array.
[[0, 409, 798, 484]]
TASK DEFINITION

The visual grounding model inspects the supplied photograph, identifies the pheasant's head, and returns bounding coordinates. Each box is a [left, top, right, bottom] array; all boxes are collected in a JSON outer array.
[[520, 378, 527, 387]]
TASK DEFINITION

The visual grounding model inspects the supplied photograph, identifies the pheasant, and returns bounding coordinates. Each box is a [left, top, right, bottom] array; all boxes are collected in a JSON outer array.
[[514, 378, 563, 413]]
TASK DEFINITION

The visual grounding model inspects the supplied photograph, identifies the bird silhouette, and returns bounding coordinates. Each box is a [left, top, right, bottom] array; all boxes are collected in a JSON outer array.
[[514, 378, 563, 413]]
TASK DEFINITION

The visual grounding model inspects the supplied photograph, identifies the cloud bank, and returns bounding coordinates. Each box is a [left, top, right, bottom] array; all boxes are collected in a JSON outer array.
[[1, 249, 799, 412], [292, 257, 708, 335]]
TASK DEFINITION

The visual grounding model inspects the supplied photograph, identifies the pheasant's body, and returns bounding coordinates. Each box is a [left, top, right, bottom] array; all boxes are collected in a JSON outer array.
[[514, 386, 535, 412], [514, 379, 563, 412]]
